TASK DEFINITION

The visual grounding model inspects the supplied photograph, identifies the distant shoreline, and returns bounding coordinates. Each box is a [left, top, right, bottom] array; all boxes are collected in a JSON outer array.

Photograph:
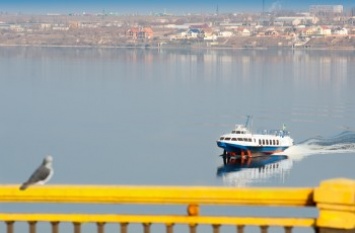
[[1, 11, 354, 53], [0, 43, 354, 51]]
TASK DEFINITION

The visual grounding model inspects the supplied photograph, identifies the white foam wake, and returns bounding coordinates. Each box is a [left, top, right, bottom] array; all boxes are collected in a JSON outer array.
[[280, 131, 355, 161]]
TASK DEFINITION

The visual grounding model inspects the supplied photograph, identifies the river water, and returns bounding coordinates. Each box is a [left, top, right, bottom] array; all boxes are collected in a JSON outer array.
[[0, 47, 354, 233]]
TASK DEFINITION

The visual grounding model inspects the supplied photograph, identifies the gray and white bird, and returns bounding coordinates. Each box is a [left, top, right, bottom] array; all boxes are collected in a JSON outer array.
[[19, 155, 54, 190]]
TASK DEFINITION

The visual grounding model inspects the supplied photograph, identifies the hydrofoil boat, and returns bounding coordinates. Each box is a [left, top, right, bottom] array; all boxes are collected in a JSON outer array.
[[216, 116, 293, 163]]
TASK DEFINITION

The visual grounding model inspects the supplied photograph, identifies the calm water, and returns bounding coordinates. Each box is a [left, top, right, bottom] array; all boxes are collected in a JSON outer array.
[[0, 47, 354, 232]]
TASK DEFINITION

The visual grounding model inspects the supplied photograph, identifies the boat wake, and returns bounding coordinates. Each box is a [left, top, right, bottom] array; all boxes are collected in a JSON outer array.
[[280, 131, 355, 161]]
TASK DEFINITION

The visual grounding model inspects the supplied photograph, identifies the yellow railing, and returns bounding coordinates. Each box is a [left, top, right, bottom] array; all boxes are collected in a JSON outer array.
[[0, 178, 354, 233]]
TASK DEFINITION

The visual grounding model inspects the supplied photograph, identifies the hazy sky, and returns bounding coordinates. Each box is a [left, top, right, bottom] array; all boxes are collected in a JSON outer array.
[[0, 0, 353, 14]]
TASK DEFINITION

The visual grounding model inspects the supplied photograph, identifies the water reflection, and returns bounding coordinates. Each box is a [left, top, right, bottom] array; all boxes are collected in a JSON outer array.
[[217, 155, 293, 187]]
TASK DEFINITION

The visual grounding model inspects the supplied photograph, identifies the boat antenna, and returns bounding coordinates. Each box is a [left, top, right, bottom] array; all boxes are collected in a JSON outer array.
[[282, 123, 286, 131], [245, 115, 252, 127]]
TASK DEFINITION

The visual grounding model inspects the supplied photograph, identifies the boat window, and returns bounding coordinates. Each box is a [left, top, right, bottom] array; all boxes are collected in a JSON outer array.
[[273, 140, 275, 145], [231, 138, 237, 141], [220, 137, 224, 140], [259, 139, 261, 145], [236, 131, 240, 134], [262, 139, 265, 145], [225, 137, 231, 141], [238, 138, 243, 141], [277, 140, 279, 145], [243, 138, 248, 141], [249, 138, 252, 142]]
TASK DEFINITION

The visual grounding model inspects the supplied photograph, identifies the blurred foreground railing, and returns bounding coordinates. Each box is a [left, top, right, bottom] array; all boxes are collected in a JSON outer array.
[[0, 178, 354, 233]]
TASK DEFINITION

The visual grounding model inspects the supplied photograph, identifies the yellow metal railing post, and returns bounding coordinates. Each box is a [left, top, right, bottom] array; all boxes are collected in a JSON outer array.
[[187, 204, 199, 233], [166, 223, 174, 233], [142, 222, 151, 233], [97, 222, 105, 233], [6, 221, 14, 233], [29, 221, 37, 233], [51, 221, 59, 233], [212, 224, 221, 233], [188, 223, 197, 233], [260, 225, 268, 233], [120, 222, 128, 233], [314, 178, 355, 233], [236, 225, 245, 233], [284, 226, 292, 233], [73, 222, 81, 233]]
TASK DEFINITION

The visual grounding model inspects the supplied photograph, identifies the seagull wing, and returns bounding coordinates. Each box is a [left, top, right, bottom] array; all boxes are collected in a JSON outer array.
[[20, 166, 51, 190], [27, 166, 51, 184]]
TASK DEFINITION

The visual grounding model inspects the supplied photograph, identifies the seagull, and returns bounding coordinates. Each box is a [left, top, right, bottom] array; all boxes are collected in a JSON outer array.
[[19, 155, 54, 191]]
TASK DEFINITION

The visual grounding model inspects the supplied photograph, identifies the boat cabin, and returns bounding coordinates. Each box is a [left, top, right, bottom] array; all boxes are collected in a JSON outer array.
[[231, 125, 251, 135]]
